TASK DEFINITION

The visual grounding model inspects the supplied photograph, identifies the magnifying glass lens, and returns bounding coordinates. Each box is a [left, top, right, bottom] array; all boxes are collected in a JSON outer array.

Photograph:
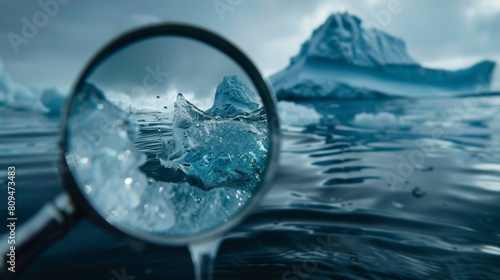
[[65, 35, 271, 239]]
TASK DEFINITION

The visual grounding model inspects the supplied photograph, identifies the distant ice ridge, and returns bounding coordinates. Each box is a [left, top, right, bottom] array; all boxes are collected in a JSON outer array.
[[0, 57, 66, 114], [270, 13, 496, 100], [157, 75, 268, 192], [67, 82, 255, 235]]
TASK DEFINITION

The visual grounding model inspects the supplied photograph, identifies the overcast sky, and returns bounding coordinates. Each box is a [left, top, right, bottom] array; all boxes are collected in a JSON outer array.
[[88, 35, 255, 111], [1, 0, 499, 93]]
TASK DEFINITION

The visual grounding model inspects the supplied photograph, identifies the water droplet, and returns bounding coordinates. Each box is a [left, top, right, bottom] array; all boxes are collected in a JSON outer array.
[[125, 177, 133, 185], [391, 201, 404, 209], [84, 185, 92, 194], [195, 197, 202, 203], [80, 157, 89, 164], [97, 104, 104, 110]]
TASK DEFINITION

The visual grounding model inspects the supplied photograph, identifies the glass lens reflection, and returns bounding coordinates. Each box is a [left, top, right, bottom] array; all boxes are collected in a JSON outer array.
[[65, 36, 269, 237]]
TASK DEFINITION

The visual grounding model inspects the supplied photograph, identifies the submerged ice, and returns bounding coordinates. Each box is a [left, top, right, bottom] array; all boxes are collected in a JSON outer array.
[[157, 75, 268, 192], [66, 77, 268, 236]]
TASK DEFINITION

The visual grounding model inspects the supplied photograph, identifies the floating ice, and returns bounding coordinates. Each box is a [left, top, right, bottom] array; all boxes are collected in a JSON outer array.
[[206, 75, 259, 117], [0, 56, 66, 114], [352, 112, 409, 129], [66, 83, 174, 232], [66, 80, 268, 236], [278, 101, 321, 126], [157, 90, 268, 192], [40, 88, 67, 115], [270, 13, 496, 100]]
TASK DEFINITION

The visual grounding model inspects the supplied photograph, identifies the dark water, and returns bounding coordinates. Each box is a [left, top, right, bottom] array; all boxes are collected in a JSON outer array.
[[1, 96, 500, 279]]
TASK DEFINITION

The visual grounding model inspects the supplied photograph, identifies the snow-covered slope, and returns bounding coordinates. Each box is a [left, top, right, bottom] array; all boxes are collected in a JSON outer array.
[[271, 13, 496, 100]]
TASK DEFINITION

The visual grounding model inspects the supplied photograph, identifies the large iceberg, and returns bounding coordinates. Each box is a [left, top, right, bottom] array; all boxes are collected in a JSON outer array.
[[270, 13, 496, 100], [157, 75, 268, 192]]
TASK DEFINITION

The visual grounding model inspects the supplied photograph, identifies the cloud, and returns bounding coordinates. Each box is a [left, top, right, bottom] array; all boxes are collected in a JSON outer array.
[[128, 14, 162, 27], [0, 0, 498, 90], [87, 35, 256, 113]]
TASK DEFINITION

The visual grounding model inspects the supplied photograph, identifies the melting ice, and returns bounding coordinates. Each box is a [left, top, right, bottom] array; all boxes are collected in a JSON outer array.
[[157, 78, 268, 191], [66, 76, 268, 236]]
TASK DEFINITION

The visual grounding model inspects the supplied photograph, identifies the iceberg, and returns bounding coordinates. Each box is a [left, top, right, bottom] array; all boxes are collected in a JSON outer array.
[[278, 101, 321, 126], [206, 75, 259, 117], [41, 88, 67, 115], [66, 79, 268, 236], [0, 57, 66, 114], [157, 76, 268, 192], [270, 13, 496, 100]]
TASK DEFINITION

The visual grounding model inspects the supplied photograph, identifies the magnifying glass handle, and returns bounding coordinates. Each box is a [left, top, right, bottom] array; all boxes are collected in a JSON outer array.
[[0, 193, 81, 278]]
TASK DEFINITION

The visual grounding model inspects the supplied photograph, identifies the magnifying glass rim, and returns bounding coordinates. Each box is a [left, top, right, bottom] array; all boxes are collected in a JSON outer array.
[[59, 23, 281, 246]]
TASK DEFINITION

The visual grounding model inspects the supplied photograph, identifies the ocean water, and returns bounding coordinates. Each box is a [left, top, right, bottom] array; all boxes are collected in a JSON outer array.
[[2, 95, 500, 279]]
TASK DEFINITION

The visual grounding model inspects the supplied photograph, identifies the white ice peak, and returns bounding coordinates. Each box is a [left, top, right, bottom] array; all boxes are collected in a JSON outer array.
[[289, 13, 417, 67], [206, 75, 259, 118]]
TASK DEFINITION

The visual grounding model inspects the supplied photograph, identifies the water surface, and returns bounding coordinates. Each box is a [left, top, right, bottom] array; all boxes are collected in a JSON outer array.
[[2, 96, 500, 279]]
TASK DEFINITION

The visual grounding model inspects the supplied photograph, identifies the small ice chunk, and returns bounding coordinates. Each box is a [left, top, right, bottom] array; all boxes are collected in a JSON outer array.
[[352, 112, 409, 129], [278, 101, 321, 126], [157, 92, 268, 192]]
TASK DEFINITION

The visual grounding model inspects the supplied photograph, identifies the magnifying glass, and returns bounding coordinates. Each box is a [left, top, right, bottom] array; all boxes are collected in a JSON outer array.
[[0, 24, 280, 279]]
